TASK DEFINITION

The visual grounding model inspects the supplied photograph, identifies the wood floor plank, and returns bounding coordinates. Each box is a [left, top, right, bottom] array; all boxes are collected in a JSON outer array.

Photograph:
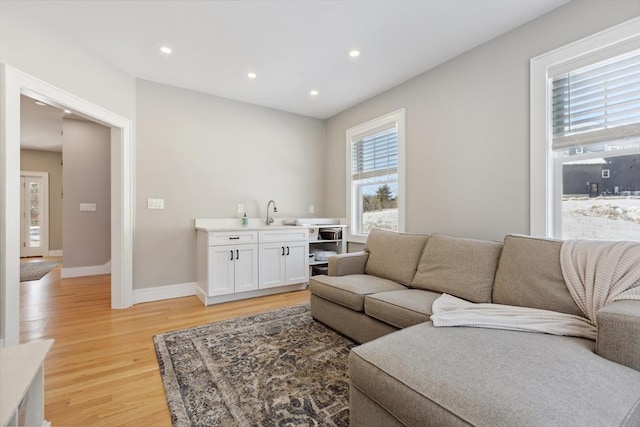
[[20, 265, 310, 425]]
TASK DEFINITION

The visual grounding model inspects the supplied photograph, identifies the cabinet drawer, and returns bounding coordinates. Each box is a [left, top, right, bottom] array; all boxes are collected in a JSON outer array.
[[209, 231, 258, 245], [259, 228, 309, 243]]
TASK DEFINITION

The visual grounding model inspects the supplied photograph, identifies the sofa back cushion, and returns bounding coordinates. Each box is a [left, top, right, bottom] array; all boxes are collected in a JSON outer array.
[[492, 234, 584, 317], [364, 229, 429, 286], [411, 234, 502, 303]]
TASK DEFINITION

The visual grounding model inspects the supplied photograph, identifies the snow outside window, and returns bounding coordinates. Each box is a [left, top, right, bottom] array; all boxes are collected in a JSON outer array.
[[346, 109, 406, 242], [530, 19, 640, 241]]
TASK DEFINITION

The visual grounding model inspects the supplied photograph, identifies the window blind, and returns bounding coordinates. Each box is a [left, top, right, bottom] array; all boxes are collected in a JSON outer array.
[[551, 49, 640, 150], [351, 125, 398, 181]]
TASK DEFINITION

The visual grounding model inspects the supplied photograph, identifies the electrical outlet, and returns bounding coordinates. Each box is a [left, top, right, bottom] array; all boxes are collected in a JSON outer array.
[[237, 203, 244, 214], [79, 203, 96, 212], [309, 205, 315, 214]]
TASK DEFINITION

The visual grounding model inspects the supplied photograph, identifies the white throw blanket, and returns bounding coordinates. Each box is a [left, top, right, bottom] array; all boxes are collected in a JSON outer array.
[[560, 239, 640, 321], [431, 239, 640, 340]]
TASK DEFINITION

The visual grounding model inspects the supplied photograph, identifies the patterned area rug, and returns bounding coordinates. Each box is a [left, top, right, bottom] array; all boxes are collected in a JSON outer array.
[[154, 304, 355, 426], [20, 260, 61, 282]]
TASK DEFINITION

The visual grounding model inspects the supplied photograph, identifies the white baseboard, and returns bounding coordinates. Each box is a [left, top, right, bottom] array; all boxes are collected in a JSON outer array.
[[197, 283, 307, 306], [133, 282, 198, 304], [48, 250, 63, 257], [61, 260, 111, 278]]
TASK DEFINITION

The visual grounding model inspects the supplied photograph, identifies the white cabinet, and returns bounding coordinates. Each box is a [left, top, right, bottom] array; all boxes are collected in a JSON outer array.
[[197, 230, 258, 299], [258, 228, 309, 289], [259, 241, 308, 289], [196, 227, 309, 306], [209, 244, 258, 296]]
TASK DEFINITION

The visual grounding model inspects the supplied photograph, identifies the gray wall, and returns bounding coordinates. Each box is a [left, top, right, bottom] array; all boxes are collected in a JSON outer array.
[[20, 149, 64, 251], [0, 3, 135, 120], [62, 119, 111, 268], [324, 0, 640, 243], [135, 79, 325, 288]]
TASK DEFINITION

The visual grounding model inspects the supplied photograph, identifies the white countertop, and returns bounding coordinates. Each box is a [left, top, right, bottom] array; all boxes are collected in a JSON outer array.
[[0, 339, 54, 426], [194, 218, 347, 232]]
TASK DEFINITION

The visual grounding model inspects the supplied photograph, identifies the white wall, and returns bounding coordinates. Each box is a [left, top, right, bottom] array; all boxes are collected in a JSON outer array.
[[135, 79, 325, 288], [62, 119, 111, 268], [324, 0, 640, 243]]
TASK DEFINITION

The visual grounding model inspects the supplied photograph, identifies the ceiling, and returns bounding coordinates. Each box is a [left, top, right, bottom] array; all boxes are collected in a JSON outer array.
[[21, 95, 90, 152], [12, 0, 568, 119], [21, 95, 65, 152]]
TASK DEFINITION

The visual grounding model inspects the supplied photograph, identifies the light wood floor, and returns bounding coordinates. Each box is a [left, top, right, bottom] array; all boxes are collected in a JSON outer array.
[[20, 264, 310, 426]]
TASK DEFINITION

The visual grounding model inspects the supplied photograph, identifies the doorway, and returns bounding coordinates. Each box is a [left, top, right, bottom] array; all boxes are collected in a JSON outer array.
[[1, 65, 134, 346], [20, 171, 49, 258]]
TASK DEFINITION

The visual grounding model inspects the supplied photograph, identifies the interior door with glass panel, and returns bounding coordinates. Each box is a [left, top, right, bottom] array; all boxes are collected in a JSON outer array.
[[20, 173, 48, 257]]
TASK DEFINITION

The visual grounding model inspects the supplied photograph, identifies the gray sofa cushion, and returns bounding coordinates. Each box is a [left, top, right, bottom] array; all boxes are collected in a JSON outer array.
[[309, 274, 407, 312], [364, 229, 429, 286], [493, 234, 584, 317], [364, 289, 440, 329], [597, 300, 640, 372], [328, 251, 369, 276], [350, 323, 640, 427], [310, 294, 398, 344], [411, 234, 502, 303]]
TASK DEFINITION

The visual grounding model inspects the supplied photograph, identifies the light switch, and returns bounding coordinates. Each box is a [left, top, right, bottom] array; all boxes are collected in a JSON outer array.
[[237, 203, 244, 214], [309, 205, 315, 214], [148, 198, 165, 209], [80, 203, 96, 212]]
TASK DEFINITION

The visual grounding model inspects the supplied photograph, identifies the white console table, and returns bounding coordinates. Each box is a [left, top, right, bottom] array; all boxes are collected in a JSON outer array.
[[1, 339, 53, 427]]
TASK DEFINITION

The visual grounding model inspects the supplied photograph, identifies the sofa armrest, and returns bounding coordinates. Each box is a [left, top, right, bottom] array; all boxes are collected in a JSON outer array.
[[328, 251, 369, 276], [596, 300, 640, 372]]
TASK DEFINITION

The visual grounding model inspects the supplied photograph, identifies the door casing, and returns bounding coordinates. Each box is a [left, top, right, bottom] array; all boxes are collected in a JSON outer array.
[[1, 65, 134, 346]]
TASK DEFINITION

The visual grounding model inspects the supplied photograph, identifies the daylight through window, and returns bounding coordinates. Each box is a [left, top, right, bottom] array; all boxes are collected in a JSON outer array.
[[346, 110, 405, 240], [550, 49, 640, 241]]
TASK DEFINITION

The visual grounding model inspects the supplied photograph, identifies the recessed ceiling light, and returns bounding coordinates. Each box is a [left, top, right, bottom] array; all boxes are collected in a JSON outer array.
[[160, 46, 172, 54], [309, 90, 319, 96], [349, 50, 360, 58], [247, 72, 257, 79], [35, 101, 46, 106], [63, 109, 71, 114]]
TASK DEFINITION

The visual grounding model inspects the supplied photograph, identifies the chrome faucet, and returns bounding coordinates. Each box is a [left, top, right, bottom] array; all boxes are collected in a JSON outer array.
[[266, 200, 278, 225]]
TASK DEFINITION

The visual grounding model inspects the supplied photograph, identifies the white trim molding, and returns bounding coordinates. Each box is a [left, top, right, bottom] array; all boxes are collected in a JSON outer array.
[[345, 108, 406, 244], [48, 250, 63, 257], [529, 17, 640, 238], [61, 260, 111, 279], [133, 282, 198, 305], [1, 65, 134, 345]]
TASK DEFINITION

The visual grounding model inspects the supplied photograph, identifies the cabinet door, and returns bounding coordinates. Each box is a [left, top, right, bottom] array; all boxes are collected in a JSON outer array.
[[259, 242, 286, 289], [285, 241, 309, 285], [234, 244, 258, 293], [210, 245, 235, 296]]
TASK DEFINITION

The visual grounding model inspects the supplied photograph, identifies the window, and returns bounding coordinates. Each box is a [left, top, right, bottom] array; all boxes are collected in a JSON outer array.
[[531, 18, 640, 241], [346, 109, 405, 242]]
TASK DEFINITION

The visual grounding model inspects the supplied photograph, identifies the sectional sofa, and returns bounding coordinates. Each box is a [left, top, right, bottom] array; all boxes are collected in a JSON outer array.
[[309, 229, 640, 426]]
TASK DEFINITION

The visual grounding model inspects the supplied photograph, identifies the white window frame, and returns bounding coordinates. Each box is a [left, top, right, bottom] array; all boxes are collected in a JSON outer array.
[[346, 109, 406, 243], [529, 17, 640, 238]]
